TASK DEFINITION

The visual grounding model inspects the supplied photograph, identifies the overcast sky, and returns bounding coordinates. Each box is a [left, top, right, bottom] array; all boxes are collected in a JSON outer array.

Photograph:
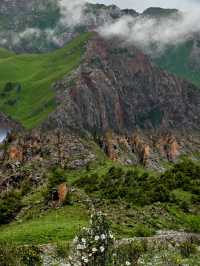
[[89, 0, 200, 11]]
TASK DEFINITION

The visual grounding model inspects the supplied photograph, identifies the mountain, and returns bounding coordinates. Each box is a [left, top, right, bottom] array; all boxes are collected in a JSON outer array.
[[45, 35, 200, 134], [0, 1, 138, 53], [142, 7, 178, 17], [0, 2, 200, 265], [0, 1, 199, 89], [0, 3, 199, 165], [0, 32, 199, 168], [155, 39, 200, 88]]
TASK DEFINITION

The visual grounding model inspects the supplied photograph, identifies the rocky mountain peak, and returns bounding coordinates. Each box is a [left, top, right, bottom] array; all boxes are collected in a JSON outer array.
[[45, 34, 200, 134]]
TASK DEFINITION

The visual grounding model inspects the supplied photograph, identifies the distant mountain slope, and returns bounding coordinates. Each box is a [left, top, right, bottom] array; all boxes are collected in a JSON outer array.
[[0, 1, 137, 53], [154, 40, 200, 88], [45, 34, 200, 134], [0, 32, 91, 128], [0, 1, 199, 89], [142, 7, 178, 17]]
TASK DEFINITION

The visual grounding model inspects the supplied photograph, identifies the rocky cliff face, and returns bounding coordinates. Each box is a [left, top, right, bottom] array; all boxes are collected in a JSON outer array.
[[45, 35, 200, 133], [0, 130, 96, 192], [43, 34, 200, 166]]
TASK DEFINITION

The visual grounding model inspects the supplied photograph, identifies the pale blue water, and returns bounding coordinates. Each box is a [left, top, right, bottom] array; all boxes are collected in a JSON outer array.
[[0, 128, 9, 143]]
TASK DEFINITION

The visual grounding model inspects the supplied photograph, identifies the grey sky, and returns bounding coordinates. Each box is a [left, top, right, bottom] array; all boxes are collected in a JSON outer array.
[[89, 0, 200, 11]]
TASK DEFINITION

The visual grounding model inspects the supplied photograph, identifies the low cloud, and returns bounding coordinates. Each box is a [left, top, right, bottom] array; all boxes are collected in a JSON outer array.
[[59, 0, 87, 26], [99, 9, 200, 55]]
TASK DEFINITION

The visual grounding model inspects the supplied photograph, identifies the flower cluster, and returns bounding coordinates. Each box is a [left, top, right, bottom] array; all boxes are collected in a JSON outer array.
[[67, 211, 114, 266]]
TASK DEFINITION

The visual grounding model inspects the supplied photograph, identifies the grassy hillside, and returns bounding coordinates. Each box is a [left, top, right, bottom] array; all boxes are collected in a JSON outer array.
[[0, 32, 91, 128], [0, 158, 200, 265], [0, 205, 88, 245], [155, 41, 200, 88]]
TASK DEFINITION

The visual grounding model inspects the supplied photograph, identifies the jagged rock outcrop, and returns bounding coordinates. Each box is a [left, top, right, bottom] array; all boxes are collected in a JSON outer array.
[[42, 34, 200, 166], [95, 130, 194, 168], [46, 35, 200, 134], [42, 35, 199, 165], [0, 130, 96, 192]]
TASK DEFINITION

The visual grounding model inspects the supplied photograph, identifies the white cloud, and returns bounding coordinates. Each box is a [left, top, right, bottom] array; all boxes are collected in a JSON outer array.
[[59, 0, 87, 26], [99, 9, 200, 55]]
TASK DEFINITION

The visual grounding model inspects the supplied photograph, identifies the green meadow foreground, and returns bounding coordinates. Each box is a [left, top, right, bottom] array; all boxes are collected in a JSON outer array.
[[0, 158, 200, 265]]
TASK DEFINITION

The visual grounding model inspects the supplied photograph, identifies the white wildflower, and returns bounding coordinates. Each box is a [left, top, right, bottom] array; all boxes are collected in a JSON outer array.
[[95, 235, 100, 241], [89, 253, 93, 257], [100, 246, 105, 253], [126, 262, 131, 266], [92, 247, 97, 253], [82, 238, 86, 243], [109, 231, 114, 239], [83, 258, 88, 263], [81, 256, 86, 260], [101, 234, 106, 240], [77, 244, 85, 250]]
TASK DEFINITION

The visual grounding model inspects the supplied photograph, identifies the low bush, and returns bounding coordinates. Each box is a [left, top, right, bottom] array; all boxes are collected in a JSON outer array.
[[179, 240, 197, 258], [133, 224, 155, 237], [75, 159, 200, 207], [0, 242, 42, 266], [186, 216, 200, 233], [0, 191, 22, 224]]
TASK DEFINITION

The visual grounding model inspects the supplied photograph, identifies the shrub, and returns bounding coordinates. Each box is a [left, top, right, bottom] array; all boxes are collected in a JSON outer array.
[[134, 224, 155, 237], [0, 242, 20, 266], [186, 216, 200, 233], [110, 241, 147, 266], [18, 246, 42, 266], [0, 191, 22, 224], [75, 159, 200, 207], [68, 211, 114, 266], [0, 242, 41, 266], [179, 240, 197, 258]]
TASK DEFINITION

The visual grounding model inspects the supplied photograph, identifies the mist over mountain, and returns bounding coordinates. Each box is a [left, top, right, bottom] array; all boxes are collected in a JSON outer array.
[[100, 9, 200, 56], [0, 1, 200, 264], [0, 0, 199, 61]]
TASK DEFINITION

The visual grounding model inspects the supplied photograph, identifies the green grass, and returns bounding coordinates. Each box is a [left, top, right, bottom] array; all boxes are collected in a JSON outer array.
[[0, 32, 92, 128], [0, 205, 89, 245], [155, 40, 200, 88]]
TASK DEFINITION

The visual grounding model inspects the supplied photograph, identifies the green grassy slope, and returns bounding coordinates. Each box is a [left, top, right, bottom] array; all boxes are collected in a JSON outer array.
[[0, 32, 91, 128], [0, 205, 88, 244], [154, 41, 200, 88]]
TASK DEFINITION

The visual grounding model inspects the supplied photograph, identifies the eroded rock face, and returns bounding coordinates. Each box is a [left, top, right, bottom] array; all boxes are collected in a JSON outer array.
[[0, 130, 96, 192], [43, 34, 200, 165], [96, 129, 200, 168], [45, 35, 200, 134]]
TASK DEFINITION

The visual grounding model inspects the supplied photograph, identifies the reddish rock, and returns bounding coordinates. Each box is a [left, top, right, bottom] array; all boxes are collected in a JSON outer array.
[[8, 146, 23, 162], [58, 183, 69, 204]]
